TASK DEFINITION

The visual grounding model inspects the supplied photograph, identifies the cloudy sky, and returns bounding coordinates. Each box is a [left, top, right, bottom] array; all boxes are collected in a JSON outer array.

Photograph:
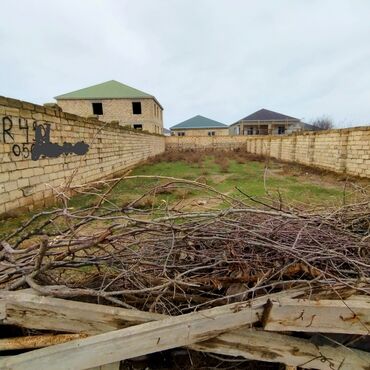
[[1, 0, 369, 128]]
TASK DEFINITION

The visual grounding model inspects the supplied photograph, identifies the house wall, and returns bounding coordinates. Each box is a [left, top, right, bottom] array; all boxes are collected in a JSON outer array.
[[57, 98, 163, 134], [165, 127, 370, 178], [0, 96, 165, 216], [171, 128, 229, 136], [230, 121, 304, 135]]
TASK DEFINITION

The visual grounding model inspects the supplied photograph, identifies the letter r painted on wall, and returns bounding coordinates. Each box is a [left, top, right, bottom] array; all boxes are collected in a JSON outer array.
[[2, 116, 14, 143]]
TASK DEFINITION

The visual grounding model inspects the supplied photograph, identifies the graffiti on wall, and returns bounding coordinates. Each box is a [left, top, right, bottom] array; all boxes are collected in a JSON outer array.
[[1, 116, 34, 158], [1, 116, 89, 160], [32, 124, 89, 160]]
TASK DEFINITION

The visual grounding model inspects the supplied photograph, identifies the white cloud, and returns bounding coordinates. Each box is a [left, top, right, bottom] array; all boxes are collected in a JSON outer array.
[[0, 0, 369, 127]]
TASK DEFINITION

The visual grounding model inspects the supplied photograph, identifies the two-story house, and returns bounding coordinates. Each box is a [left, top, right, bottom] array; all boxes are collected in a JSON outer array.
[[55, 80, 163, 134]]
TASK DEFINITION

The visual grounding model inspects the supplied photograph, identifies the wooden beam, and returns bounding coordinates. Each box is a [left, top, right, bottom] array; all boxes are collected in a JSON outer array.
[[346, 294, 370, 303], [0, 288, 304, 334], [0, 291, 163, 334], [191, 329, 370, 370], [0, 295, 272, 370], [0, 300, 5, 320], [0, 334, 87, 351], [1, 290, 368, 369], [88, 362, 120, 370], [263, 298, 370, 335]]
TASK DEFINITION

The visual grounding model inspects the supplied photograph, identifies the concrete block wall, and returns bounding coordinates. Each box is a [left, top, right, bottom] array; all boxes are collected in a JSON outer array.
[[165, 126, 370, 178], [0, 96, 165, 216]]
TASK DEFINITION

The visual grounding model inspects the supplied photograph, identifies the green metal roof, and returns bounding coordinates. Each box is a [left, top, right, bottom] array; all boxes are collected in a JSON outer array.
[[55, 80, 154, 100], [170, 115, 227, 130]]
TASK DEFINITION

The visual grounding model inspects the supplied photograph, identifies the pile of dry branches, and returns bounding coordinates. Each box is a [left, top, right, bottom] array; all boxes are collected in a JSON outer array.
[[1, 176, 369, 314]]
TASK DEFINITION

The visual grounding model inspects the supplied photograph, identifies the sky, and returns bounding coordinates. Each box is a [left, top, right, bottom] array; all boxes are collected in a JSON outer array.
[[0, 0, 369, 128]]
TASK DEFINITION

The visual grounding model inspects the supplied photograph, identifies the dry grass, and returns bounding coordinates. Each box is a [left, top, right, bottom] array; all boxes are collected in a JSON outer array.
[[147, 150, 203, 165], [148, 149, 267, 173]]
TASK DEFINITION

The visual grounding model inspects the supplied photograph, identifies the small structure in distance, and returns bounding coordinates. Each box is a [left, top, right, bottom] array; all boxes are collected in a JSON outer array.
[[170, 115, 229, 136]]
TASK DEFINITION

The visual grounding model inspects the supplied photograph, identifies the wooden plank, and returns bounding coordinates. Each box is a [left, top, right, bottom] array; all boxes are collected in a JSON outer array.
[[0, 288, 304, 334], [0, 295, 272, 370], [191, 329, 370, 370], [263, 298, 370, 335], [88, 362, 120, 370], [2, 290, 367, 369], [0, 334, 87, 351], [0, 300, 5, 321], [0, 291, 163, 334], [346, 295, 370, 303]]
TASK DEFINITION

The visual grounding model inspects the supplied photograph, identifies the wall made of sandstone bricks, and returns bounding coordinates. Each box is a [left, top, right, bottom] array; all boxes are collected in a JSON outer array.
[[165, 135, 250, 151], [346, 129, 370, 177], [269, 137, 282, 159], [0, 96, 165, 216], [295, 134, 313, 166], [165, 127, 370, 178]]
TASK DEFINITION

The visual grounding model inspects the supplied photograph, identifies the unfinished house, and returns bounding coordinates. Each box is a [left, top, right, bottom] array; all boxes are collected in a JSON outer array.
[[170, 115, 229, 136], [55, 80, 163, 134], [230, 109, 309, 136]]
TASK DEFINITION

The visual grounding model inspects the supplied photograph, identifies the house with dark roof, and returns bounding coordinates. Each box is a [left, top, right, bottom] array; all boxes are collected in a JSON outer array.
[[55, 80, 163, 134], [229, 109, 310, 136], [170, 115, 229, 136]]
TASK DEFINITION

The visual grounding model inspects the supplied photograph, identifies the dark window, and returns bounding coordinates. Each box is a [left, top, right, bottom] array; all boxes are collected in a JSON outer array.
[[278, 126, 286, 135], [177, 132, 185, 136], [133, 124, 143, 130], [132, 102, 142, 115], [247, 128, 253, 135], [92, 102, 103, 115], [208, 131, 215, 136]]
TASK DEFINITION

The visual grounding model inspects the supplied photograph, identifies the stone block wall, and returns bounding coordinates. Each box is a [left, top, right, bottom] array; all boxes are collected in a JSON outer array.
[[165, 126, 370, 178], [346, 128, 370, 177], [0, 96, 165, 216], [165, 136, 249, 151], [269, 137, 282, 159], [280, 135, 297, 162], [295, 134, 313, 166]]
